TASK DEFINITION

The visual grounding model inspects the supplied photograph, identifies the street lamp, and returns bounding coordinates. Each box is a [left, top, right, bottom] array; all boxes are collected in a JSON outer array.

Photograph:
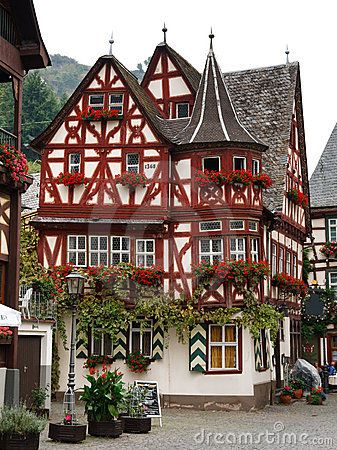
[[64, 271, 85, 425]]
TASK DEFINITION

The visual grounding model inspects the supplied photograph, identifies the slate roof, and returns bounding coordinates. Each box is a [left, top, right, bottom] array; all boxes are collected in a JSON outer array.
[[21, 172, 40, 212], [310, 122, 337, 208], [175, 49, 264, 147]]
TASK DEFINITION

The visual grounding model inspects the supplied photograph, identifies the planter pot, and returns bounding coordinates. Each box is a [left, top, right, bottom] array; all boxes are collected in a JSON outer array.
[[82, 116, 123, 122], [306, 395, 323, 405], [292, 389, 303, 399], [280, 394, 292, 405], [0, 433, 40, 450], [123, 416, 151, 434], [48, 422, 87, 443], [88, 419, 122, 438], [232, 182, 244, 189], [0, 338, 12, 345]]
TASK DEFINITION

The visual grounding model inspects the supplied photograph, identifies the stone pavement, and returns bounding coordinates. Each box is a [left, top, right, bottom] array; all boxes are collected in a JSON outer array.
[[40, 394, 337, 449]]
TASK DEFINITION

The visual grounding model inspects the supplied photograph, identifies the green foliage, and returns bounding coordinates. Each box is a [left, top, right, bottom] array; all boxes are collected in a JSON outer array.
[[302, 288, 337, 339], [80, 368, 125, 421], [19, 226, 41, 284], [30, 385, 49, 410], [27, 160, 41, 174], [51, 332, 60, 397], [0, 405, 47, 435], [302, 248, 311, 283]]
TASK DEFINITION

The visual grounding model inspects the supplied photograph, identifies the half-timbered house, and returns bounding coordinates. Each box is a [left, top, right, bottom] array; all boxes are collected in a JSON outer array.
[[32, 35, 310, 409]]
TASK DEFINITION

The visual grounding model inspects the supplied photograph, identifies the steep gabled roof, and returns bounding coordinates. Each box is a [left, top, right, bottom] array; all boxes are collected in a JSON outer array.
[[31, 54, 167, 150], [175, 48, 265, 148], [224, 62, 302, 211], [310, 122, 337, 208]]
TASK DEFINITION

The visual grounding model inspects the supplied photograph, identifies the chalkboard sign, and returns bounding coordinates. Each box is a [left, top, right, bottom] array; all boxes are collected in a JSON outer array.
[[304, 291, 325, 317], [135, 380, 162, 426]]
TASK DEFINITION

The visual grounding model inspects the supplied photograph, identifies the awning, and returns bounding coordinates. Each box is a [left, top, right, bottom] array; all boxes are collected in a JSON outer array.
[[0, 304, 21, 327]]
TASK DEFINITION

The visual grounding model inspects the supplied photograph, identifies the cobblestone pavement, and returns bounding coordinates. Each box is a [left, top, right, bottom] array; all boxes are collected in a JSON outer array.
[[40, 394, 337, 449]]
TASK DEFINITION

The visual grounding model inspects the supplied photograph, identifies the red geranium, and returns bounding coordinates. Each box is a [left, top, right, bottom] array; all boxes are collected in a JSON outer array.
[[0, 326, 13, 339], [0, 144, 28, 182], [81, 107, 121, 121], [286, 188, 308, 207], [56, 172, 86, 186], [115, 172, 149, 188], [271, 272, 308, 298], [131, 265, 163, 287], [252, 173, 273, 189]]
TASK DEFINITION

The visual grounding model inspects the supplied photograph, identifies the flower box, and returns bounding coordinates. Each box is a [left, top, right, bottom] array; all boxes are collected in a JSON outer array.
[[56, 172, 86, 187], [88, 419, 122, 437], [48, 423, 87, 443], [122, 417, 151, 434], [0, 144, 28, 183], [0, 338, 12, 345], [0, 432, 40, 450], [286, 188, 308, 207], [271, 273, 308, 298], [320, 242, 337, 259], [115, 172, 149, 189], [81, 107, 123, 121]]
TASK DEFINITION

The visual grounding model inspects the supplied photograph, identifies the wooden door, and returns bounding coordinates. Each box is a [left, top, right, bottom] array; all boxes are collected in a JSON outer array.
[[17, 336, 41, 406]]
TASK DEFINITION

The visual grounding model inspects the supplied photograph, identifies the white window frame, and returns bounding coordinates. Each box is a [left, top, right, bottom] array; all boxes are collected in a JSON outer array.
[[272, 243, 277, 276], [199, 221, 222, 232], [249, 221, 258, 232], [208, 324, 239, 371], [252, 159, 260, 175], [67, 235, 87, 267], [199, 237, 223, 264], [136, 239, 155, 267], [129, 320, 153, 357], [233, 156, 246, 171], [89, 236, 109, 266], [329, 272, 337, 291], [251, 238, 259, 262], [126, 153, 140, 173], [109, 93, 124, 115], [176, 102, 189, 118], [69, 153, 81, 173], [328, 218, 337, 241], [89, 94, 104, 109], [229, 220, 244, 231], [111, 236, 130, 265], [202, 156, 220, 172], [279, 247, 284, 273], [293, 254, 297, 278], [91, 329, 113, 356], [286, 251, 291, 275], [229, 237, 245, 260]]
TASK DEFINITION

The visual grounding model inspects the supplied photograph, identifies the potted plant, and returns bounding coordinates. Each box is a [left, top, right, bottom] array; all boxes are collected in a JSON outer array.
[[0, 143, 28, 183], [280, 385, 293, 405], [286, 188, 308, 207], [0, 326, 13, 344], [126, 351, 151, 373], [226, 169, 253, 188], [122, 385, 151, 433], [290, 378, 305, 399], [193, 261, 217, 287], [320, 241, 337, 259], [252, 173, 272, 189], [30, 385, 49, 417], [0, 404, 47, 450], [80, 367, 125, 437], [194, 169, 227, 187], [56, 172, 86, 187], [306, 387, 325, 405], [115, 172, 149, 189], [81, 107, 122, 121]]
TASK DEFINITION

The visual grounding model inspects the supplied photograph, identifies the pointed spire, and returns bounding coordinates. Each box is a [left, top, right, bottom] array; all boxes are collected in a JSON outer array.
[[109, 31, 114, 55], [285, 45, 290, 64], [162, 23, 167, 44], [209, 28, 214, 51]]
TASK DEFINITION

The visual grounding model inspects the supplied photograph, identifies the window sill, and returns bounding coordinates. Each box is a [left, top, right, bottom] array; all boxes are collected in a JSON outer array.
[[82, 115, 123, 122], [204, 369, 242, 375]]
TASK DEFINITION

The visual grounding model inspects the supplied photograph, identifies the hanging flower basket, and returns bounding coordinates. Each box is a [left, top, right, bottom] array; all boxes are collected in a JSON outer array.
[[0, 144, 28, 183], [81, 107, 123, 121], [320, 242, 337, 259], [115, 172, 149, 188], [56, 172, 87, 187], [0, 327, 13, 343], [286, 188, 308, 207]]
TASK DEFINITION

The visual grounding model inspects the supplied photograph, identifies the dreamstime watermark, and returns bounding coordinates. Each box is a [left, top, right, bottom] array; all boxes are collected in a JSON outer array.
[[194, 422, 333, 447]]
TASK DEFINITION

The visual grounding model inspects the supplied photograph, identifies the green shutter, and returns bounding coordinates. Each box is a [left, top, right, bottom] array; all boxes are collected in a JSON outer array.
[[265, 329, 271, 369], [113, 330, 127, 360], [189, 324, 207, 373], [76, 338, 88, 359], [254, 337, 262, 371], [152, 321, 164, 360]]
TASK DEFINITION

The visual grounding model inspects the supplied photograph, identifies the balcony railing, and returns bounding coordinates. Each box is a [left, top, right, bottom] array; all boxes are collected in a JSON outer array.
[[19, 285, 56, 321], [0, 127, 17, 147], [0, 6, 16, 45]]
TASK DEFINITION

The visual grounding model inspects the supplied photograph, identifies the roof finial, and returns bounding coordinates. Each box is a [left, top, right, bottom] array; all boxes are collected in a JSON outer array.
[[162, 23, 167, 44], [109, 31, 114, 55], [285, 44, 290, 64], [209, 28, 214, 50]]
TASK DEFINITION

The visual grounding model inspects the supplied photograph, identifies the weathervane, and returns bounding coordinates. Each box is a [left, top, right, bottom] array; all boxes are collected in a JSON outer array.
[[162, 23, 167, 44], [209, 28, 214, 50], [109, 31, 114, 55], [285, 44, 290, 64]]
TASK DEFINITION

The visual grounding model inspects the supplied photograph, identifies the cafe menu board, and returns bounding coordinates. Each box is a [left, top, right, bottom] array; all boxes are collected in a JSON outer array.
[[134, 380, 162, 424]]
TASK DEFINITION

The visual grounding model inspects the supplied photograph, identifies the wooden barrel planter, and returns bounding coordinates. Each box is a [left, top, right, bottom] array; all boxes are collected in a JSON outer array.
[[0, 338, 12, 345], [306, 395, 323, 405], [48, 423, 87, 443], [292, 389, 303, 399], [88, 419, 122, 437], [280, 394, 292, 405], [122, 417, 151, 434], [0, 433, 40, 450]]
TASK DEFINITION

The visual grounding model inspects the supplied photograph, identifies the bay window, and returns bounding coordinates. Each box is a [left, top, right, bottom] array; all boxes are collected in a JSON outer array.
[[111, 236, 130, 265], [136, 239, 155, 267], [250, 238, 259, 262], [230, 237, 245, 260], [199, 238, 223, 264], [67, 235, 86, 267], [89, 236, 108, 266], [209, 324, 239, 370]]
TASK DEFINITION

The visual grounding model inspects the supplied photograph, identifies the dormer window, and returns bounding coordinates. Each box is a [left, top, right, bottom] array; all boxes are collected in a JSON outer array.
[[203, 157, 220, 172], [176, 103, 189, 118], [252, 159, 260, 175], [89, 94, 104, 109], [233, 157, 246, 171], [109, 93, 124, 115]]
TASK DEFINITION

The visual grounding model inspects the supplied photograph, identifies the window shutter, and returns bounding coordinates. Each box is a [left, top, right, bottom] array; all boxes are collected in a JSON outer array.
[[152, 321, 164, 360], [189, 324, 207, 373], [265, 329, 272, 369], [254, 337, 262, 371], [76, 338, 88, 359], [113, 330, 127, 360]]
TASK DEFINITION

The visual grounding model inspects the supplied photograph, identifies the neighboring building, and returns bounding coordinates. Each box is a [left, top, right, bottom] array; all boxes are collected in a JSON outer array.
[[0, 0, 51, 407], [31, 36, 310, 409], [308, 123, 337, 365]]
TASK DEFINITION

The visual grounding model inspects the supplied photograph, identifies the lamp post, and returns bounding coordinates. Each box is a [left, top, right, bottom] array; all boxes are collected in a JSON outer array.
[[64, 271, 85, 424]]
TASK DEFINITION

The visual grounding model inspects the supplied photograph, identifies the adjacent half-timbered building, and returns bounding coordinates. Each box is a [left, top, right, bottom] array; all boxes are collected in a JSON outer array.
[[32, 36, 310, 409]]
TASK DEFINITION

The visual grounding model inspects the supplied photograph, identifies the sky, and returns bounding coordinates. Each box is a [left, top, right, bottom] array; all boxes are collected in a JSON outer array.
[[34, 0, 337, 177]]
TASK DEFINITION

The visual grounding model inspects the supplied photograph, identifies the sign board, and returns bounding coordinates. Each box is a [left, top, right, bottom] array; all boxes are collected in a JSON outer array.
[[134, 380, 162, 426], [304, 291, 325, 317]]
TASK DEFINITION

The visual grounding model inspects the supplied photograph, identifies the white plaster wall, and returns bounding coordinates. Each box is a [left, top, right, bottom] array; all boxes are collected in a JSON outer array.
[[142, 124, 157, 143], [0, 368, 6, 407], [50, 124, 67, 144], [148, 80, 163, 99], [176, 159, 191, 179], [169, 77, 190, 96], [48, 162, 63, 177]]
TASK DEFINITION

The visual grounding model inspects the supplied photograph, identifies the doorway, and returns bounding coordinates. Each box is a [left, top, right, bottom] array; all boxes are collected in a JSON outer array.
[[17, 336, 41, 406]]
